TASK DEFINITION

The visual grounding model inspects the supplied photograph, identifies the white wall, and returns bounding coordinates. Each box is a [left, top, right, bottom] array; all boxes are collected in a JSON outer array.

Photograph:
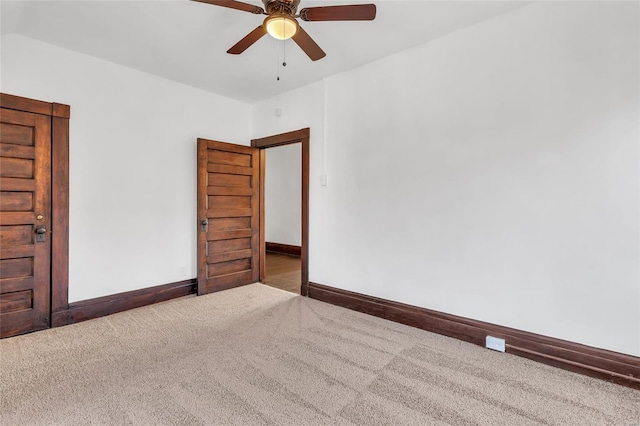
[[1, 34, 251, 302], [252, 2, 640, 356], [265, 144, 301, 246]]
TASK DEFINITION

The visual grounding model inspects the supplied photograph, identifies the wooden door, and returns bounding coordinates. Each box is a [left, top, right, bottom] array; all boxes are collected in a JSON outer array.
[[197, 139, 260, 295], [0, 108, 52, 337]]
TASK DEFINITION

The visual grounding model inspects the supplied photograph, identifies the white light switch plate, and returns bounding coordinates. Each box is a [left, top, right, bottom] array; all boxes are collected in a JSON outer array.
[[320, 174, 327, 186]]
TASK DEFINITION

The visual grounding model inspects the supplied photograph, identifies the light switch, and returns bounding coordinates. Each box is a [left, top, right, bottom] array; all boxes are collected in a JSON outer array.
[[320, 174, 327, 186]]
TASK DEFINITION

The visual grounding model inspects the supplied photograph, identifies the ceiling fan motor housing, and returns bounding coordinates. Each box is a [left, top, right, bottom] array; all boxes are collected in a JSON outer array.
[[263, 0, 300, 16]]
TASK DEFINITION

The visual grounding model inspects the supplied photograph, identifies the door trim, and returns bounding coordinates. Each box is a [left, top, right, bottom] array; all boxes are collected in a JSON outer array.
[[1, 93, 70, 328], [251, 128, 309, 296]]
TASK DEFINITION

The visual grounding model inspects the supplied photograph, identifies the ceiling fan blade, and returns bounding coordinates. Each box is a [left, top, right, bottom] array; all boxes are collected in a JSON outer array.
[[192, 0, 264, 15], [299, 4, 376, 21], [227, 26, 267, 54], [291, 26, 326, 61]]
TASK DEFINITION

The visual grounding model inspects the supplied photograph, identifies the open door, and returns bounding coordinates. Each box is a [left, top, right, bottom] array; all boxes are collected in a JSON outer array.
[[197, 139, 260, 295]]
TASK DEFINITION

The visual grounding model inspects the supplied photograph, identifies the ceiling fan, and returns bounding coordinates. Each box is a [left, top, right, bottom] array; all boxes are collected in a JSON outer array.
[[193, 0, 377, 61]]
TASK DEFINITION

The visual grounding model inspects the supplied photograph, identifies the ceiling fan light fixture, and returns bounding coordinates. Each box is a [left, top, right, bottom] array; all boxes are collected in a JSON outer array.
[[264, 14, 299, 40]]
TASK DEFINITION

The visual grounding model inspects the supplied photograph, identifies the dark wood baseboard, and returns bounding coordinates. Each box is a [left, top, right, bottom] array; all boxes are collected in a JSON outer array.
[[53, 279, 196, 327], [307, 282, 640, 390], [266, 242, 301, 257]]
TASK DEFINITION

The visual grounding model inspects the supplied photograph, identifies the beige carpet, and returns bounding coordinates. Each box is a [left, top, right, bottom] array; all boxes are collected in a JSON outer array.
[[1, 284, 638, 425]]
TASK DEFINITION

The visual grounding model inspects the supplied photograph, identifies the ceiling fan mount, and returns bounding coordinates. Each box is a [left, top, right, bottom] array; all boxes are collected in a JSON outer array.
[[193, 0, 377, 61], [263, 0, 300, 16]]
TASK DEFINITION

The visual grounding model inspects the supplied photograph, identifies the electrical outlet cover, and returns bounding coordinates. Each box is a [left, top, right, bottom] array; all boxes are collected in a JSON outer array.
[[486, 336, 506, 352]]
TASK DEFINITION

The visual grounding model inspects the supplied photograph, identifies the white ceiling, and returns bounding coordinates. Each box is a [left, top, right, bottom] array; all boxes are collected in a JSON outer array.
[[1, 0, 530, 103]]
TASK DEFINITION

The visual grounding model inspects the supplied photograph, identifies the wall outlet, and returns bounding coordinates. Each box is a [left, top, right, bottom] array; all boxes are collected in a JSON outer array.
[[486, 336, 506, 352]]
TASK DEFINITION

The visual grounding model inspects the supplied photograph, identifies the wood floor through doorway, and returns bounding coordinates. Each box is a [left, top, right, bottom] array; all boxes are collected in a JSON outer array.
[[264, 252, 300, 294]]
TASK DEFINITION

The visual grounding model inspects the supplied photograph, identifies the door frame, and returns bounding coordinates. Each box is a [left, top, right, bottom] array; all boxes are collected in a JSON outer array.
[[1, 93, 70, 328], [251, 128, 309, 296]]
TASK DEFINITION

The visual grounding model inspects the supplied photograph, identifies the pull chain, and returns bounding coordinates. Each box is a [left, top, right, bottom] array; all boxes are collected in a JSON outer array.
[[277, 47, 280, 81], [276, 18, 287, 81], [282, 18, 287, 68]]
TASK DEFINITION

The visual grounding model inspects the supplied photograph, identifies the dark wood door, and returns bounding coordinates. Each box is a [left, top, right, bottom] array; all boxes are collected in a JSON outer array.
[[0, 108, 52, 337], [197, 139, 259, 295]]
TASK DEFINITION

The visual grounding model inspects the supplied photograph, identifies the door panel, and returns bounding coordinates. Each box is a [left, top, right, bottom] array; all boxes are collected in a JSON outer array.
[[0, 108, 51, 337], [207, 173, 251, 188], [1, 192, 34, 211], [197, 139, 259, 295]]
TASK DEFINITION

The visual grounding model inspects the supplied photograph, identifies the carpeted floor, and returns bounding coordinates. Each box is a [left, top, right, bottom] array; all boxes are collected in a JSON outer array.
[[1, 284, 638, 425]]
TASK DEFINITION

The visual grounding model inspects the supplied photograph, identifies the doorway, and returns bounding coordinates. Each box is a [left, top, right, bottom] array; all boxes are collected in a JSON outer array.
[[252, 129, 309, 296], [262, 143, 301, 294]]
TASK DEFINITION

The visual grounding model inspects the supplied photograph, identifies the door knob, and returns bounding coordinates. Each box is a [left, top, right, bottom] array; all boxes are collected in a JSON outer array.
[[35, 226, 47, 242], [201, 219, 208, 231]]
